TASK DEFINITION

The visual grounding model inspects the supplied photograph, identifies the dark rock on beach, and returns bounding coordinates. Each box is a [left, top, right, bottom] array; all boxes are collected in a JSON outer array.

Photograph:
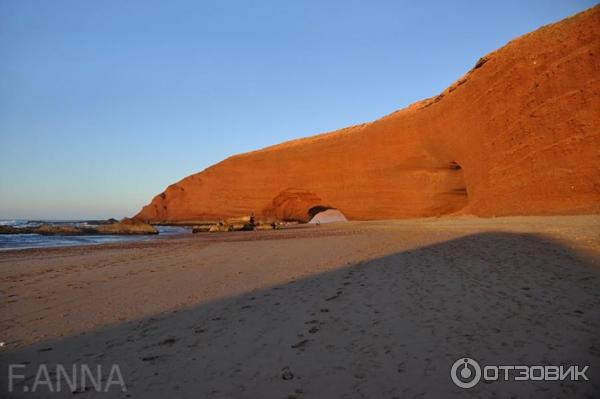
[[0, 218, 157, 236]]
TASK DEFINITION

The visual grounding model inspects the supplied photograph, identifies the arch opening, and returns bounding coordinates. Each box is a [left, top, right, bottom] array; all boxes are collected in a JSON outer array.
[[307, 205, 334, 219], [308, 206, 348, 224]]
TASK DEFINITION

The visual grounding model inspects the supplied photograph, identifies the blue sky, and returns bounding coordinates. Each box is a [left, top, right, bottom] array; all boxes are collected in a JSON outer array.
[[0, 0, 595, 219]]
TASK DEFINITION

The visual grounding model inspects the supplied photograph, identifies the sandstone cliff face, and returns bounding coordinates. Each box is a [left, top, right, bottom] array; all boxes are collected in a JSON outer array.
[[136, 6, 600, 223]]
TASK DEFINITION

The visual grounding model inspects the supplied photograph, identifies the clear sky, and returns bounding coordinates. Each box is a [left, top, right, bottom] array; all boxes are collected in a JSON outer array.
[[0, 0, 595, 219]]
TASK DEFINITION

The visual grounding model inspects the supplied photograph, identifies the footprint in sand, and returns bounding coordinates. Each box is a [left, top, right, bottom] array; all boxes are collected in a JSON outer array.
[[281, 367, 294, 380], [37, 347, 53, 352], [157, 337, 177, 346], [291, 339, 309, 349]]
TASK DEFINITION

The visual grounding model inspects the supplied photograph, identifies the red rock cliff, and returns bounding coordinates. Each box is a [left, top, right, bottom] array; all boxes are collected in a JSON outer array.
[[136, 6, 600, 222]]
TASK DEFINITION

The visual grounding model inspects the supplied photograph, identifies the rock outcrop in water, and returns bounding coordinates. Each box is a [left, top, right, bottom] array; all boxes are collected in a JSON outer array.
[[0, 218, 158, 235], [136, 6, 600, 223]]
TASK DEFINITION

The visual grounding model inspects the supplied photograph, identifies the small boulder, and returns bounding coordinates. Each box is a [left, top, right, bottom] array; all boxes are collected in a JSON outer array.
[[192, 225, 212, 233]]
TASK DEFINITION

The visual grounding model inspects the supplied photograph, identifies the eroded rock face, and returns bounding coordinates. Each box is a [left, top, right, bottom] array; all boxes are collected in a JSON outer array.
[[136, 6, 600, 223], [263, 189, 324, 222]]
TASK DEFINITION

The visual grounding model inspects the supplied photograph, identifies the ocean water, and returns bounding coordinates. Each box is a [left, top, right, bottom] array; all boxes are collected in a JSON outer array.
[[0, 220, 190, 251]]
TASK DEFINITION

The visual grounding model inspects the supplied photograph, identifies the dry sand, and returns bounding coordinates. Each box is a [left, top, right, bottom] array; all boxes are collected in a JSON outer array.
[[1, 216, 599, 398]]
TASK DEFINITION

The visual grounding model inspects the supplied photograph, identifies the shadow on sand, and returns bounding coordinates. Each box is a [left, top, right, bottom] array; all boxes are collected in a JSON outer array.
[[1, 232, 599, 398]]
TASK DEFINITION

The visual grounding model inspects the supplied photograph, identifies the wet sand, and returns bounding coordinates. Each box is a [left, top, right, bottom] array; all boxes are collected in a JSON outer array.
[[1, 216, 599, 398]]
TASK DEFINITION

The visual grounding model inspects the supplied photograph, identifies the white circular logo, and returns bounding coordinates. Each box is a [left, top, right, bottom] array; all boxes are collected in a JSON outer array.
[[451, 358, 481, 388]]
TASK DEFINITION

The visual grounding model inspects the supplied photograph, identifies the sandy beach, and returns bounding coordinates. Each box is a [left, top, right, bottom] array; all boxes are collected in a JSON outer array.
[[0, 215, 599, 398], [2, 2, 599, 398]]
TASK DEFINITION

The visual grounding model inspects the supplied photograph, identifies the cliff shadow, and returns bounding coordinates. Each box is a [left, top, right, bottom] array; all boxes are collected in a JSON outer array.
[[1, 232, 599, 398]]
